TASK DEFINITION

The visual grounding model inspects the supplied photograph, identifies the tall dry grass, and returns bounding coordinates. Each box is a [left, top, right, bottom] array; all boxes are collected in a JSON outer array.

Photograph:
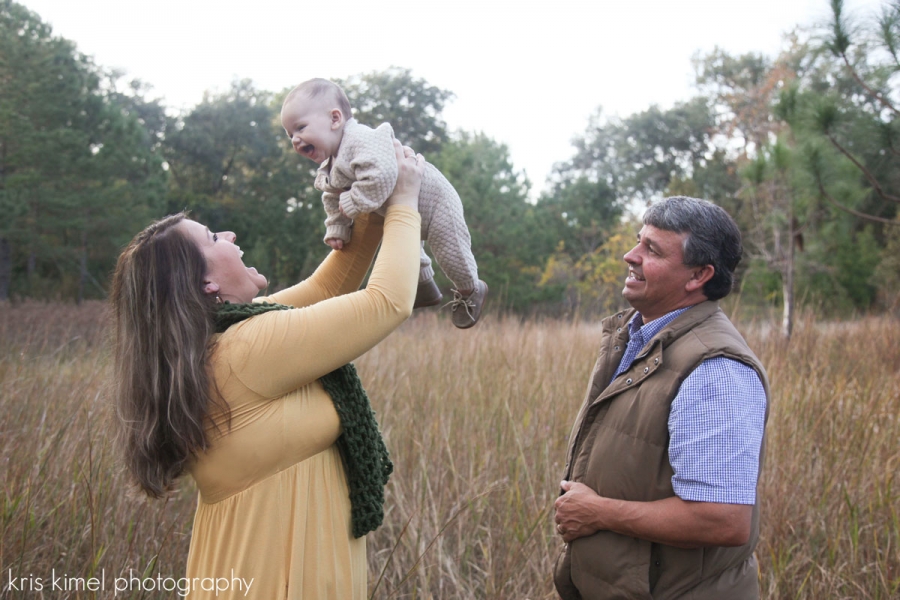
[[0, 302, 897, 599], [0, 302, 196, 600], [747, 315, 900, 599]]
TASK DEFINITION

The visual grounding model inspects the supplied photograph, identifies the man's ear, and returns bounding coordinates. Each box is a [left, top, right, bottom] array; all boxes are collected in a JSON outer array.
[[204, 281, 220, 296], [685, 265, 714, 293], [330, 109, 344, 130]]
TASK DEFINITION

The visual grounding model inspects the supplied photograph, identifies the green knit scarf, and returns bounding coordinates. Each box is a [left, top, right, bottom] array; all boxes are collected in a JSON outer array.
[[214, 301, 393, 538]]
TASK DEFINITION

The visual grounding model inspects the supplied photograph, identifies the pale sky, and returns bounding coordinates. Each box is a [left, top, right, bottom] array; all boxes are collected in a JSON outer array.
[[19, 0, 887, 196]]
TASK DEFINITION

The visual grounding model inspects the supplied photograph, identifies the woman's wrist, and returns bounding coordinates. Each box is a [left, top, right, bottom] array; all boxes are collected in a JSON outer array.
[[383, 204, 422, 236], [384, 142, 424, 209], [384, 204, 419, 217], [386, 191, 418, 209]]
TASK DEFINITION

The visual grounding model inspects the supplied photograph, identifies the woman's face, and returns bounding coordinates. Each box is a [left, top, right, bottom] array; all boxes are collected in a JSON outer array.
[[178, 219, 267, 304]]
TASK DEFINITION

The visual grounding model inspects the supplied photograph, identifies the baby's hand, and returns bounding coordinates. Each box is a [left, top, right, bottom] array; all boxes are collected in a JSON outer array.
[[326, 238, 345, 251]]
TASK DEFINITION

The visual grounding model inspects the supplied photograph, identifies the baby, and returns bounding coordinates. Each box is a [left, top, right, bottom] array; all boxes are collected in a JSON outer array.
[[280, 78, 488, 328]]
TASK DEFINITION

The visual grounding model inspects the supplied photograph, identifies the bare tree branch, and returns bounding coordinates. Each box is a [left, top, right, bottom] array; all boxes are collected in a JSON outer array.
[[839, 51, 900, 116], [825, 133, 900, 203], [815, 174, 900, 224]]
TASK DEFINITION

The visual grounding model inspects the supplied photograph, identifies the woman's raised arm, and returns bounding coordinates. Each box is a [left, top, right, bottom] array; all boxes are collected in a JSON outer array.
[[229, 142, 425, 396], [264, 140, 423, 309]]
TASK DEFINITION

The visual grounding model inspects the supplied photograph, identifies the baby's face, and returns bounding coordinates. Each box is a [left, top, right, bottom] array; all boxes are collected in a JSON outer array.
[[281, 95, 344, 164]]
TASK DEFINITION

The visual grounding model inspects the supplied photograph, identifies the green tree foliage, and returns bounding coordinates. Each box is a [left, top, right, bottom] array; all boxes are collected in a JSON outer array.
[[767, 1, 900, 313], [538, 98, 727, 315], [0, 0, 165, 301], [691, 46, 792, 232], [336, 67, 454, 156], [560, 98, 718, 206], [874, 220, 900, 313], [694, 22, 900, 317], [694, 45, 813, 331], [69, 75, 168, 303], [6, 0, 899, 319], [537, 219, 638, 317], [432, 132, 558, 311], [786, 0, 900, 227], [539, 176, 620, 257], [164, 80, 280, 219], [163, 80, 324, 289], [693, 48, 788, 153], [800, 0, 900, 308], [739, 140, 806, 335]]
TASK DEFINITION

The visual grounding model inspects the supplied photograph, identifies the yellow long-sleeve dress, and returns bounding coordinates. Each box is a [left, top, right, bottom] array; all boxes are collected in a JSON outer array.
[[184, 207, 421, 599]]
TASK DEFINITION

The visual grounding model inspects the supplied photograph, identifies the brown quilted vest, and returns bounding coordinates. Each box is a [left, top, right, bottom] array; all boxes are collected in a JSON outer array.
[[554, 301, 770, 600]]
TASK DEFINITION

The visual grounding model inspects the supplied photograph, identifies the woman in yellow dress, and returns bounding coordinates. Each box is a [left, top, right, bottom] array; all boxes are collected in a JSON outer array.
[[110, 141, 425, 599]]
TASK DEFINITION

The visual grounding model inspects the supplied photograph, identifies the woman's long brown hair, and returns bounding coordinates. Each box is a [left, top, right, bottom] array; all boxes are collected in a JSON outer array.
[[109, 212, 228, 498]]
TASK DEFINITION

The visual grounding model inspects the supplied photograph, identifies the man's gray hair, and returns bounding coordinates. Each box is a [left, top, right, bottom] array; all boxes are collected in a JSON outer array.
[[643, 196, 742, 301]]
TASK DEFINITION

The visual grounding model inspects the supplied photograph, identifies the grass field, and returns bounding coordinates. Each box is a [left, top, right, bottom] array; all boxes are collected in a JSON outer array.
[[1, 302, 898, 599]]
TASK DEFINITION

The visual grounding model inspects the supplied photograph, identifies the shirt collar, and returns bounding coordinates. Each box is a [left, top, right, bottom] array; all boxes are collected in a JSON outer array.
[[627, 306, 692, 349]]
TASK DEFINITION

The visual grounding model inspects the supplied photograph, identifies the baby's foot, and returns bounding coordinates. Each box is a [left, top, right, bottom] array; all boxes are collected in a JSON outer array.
[[448, 280, 488, 329], [413, 278, 443, 309]]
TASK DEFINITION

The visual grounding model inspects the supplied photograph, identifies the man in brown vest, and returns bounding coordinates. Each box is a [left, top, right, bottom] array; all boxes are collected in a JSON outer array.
[[554, 196, 769, 599]]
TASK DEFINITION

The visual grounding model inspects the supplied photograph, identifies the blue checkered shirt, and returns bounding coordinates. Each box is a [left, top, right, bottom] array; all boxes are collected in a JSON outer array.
[[612, 307, 767, 505]]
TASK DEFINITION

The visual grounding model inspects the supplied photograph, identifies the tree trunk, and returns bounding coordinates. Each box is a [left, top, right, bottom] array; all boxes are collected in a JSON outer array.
[[782, 212, 795, 339], [77, 240, 87, 305], [0, 237, 10, 301]]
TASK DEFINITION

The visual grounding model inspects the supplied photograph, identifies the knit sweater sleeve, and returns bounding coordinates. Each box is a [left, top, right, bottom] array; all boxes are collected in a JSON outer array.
[[315, 160, 353, 242], [322, 190, 353, 242], [225, 206, 420, 397], [337, 123, 398, 220]]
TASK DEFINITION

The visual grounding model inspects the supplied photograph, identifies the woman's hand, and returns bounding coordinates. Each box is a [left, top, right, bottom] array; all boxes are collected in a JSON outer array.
[[384, 139, 424, 210]]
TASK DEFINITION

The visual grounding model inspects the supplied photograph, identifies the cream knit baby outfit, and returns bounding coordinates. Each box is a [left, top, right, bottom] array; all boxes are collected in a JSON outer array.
[[315, 119, 479, 291]]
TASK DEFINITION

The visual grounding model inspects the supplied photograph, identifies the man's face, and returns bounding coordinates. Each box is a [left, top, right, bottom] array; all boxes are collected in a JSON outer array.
[[622, 225, 707, 322], [280, 95, 343, 164]]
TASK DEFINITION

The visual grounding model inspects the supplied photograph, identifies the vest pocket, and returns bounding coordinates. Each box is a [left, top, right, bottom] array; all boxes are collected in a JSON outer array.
[[649, 542, 661, 592], [569, 532, 653, 599], [553, 544, 581, 599]]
